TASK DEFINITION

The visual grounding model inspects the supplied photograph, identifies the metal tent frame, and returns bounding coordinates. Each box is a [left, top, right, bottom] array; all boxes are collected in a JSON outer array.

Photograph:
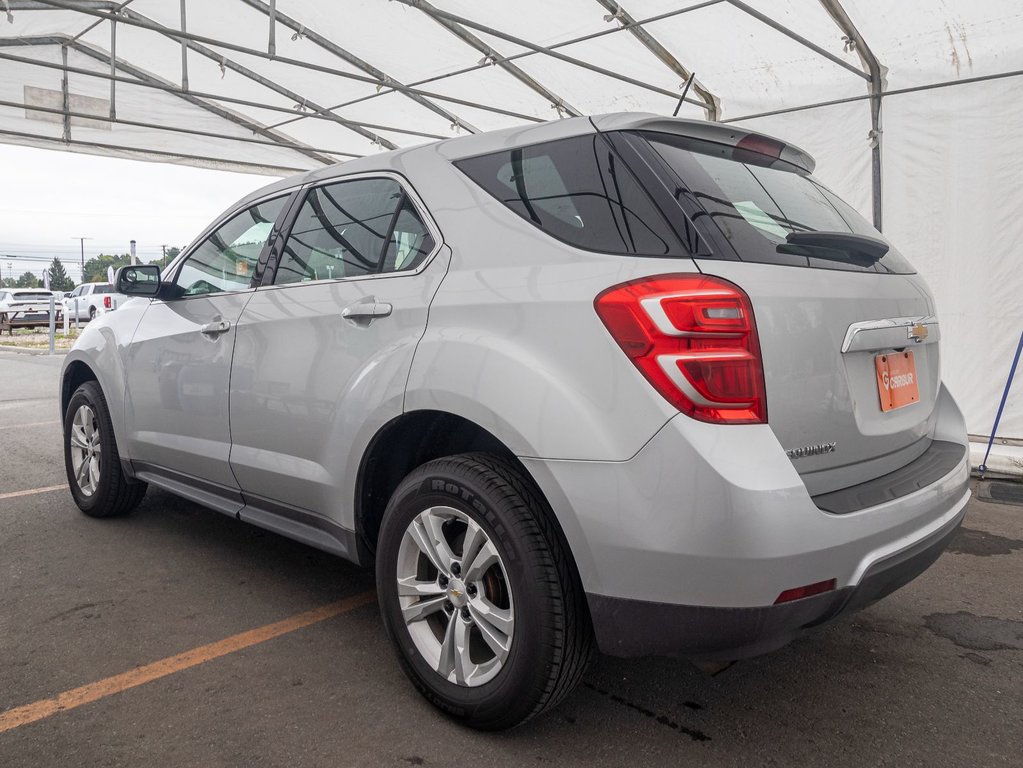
[[2, 0, 1022, 226]]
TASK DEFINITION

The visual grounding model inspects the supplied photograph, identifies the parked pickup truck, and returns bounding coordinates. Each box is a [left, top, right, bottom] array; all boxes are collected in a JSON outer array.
[[63, 282, 129, 321]]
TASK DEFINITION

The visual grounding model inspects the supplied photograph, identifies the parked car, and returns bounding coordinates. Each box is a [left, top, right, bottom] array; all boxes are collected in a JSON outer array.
[[0, 287, 59, 323], [63, 282, 127, 321], [60, 113, 970, 730]]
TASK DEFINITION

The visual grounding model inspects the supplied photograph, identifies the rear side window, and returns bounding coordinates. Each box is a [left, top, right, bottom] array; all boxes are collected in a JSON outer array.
[[456, 134, 682, 256], [94, 285, 112, 294], [274, 178, 435, 285], [642, 131, 914, 274]]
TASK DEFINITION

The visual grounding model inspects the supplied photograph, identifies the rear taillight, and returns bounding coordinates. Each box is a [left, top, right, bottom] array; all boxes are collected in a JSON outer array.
[[103, 296, 111, 309], [594, 274, 767, 424]]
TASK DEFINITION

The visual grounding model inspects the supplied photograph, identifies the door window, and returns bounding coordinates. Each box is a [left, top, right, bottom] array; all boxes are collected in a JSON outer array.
[[175, 196, 289, 296], [274, 178, 434, 285]]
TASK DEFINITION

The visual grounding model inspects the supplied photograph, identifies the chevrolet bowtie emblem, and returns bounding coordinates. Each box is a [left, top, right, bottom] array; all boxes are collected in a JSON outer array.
[[450, 589, 462, 597], [909, 323, 929, 342]]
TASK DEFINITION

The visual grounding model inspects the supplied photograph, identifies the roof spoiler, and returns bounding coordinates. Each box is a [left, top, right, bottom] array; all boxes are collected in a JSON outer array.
[[590, 113, 816, 174]]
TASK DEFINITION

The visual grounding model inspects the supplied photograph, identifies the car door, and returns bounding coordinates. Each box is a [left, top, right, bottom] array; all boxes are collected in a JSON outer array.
[[228, 174, 448, 540], [123, 192, 293, 503], [65, 285, 86, 320]]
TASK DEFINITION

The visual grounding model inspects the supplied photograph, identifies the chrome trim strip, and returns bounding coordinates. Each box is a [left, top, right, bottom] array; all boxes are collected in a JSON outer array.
[[841, 315, 939, 353]]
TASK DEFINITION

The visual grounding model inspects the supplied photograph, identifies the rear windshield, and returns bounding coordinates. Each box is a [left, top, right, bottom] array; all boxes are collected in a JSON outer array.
[[640, 131, 914, 274]]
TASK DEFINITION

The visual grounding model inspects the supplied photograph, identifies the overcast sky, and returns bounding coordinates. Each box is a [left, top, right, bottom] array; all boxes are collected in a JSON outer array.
[[0, 144, 281, 283]]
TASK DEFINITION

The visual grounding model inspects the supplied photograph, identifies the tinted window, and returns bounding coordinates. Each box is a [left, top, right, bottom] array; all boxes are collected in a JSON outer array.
[[94, 284, 112, 294], [642, 131, 914, 274], [176, 196, 288, 296], [275, 178, 415, 285], [456, 134, 681, 256], [381, 196, 435, 273]]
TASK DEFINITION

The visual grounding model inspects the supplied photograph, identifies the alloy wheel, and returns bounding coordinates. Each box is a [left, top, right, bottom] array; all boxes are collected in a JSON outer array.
[[396, 505, 514, 687], [69, 404, 101, 496]]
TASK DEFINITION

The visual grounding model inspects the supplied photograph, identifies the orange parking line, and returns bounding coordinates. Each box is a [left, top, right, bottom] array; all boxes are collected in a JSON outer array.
[[0, 590, 377, 733], [0, 484, 66, 500]]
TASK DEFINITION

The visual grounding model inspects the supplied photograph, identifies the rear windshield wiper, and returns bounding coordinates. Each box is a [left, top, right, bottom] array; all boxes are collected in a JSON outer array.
[[776, 231, 889, 268]]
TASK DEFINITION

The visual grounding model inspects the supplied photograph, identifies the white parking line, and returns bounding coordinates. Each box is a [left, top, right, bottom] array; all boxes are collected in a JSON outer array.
[[0, 485, 66, 500]]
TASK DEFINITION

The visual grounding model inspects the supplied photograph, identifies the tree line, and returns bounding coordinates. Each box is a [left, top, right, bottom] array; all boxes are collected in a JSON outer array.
[[2, 250, 181, 290]]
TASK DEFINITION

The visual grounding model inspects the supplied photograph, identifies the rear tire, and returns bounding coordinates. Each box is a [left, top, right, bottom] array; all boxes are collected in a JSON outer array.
[[376, 453, 593, 730], [63, 381, 146, 518], [88, 306, 96, 321]]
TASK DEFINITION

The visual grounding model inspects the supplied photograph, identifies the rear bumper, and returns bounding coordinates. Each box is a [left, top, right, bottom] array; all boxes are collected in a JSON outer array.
[[520, 383, 971, 659], [587, 502, 966, 659]]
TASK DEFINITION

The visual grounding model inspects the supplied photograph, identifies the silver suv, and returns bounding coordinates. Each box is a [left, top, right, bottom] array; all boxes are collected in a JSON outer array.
[[60, 113, 970, 730]]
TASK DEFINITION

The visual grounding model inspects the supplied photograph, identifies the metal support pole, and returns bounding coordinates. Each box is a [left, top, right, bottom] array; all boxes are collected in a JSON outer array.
[[48, 295, 55, 355], [594, 0, 720, 120], [179, 0, 188, 90], [60, 43, 70, 143], [818, 0, 886, 231], [108, 17, 116, 119], [979, 330, 1023, 476], [267, 0, 276, 56]]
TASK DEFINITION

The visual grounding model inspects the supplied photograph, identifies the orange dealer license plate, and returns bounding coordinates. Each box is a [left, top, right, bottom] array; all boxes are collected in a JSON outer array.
[[875, 351, 920, 412]]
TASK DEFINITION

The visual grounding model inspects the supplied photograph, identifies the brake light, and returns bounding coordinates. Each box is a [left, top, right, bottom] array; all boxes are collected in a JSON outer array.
[[594, 274, 767, 424], [103, 296, 111, 309], [733, 134, 784, 164]]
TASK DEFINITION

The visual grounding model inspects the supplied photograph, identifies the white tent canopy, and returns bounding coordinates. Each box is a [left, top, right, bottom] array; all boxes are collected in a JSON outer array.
[[2, 1, 1022, 458]]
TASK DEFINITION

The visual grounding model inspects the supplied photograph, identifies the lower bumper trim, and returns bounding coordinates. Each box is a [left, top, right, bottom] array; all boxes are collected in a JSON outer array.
[[587, 504, 967, 660]]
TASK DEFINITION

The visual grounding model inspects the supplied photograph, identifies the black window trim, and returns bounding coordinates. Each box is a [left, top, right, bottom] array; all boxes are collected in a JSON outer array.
[[258, 170, 443, 290], [453, 131, 690, 259]]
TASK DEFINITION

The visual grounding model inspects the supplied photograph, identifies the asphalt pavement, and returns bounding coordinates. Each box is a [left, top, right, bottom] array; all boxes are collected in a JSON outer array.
[[0, 349, 1020, 767]]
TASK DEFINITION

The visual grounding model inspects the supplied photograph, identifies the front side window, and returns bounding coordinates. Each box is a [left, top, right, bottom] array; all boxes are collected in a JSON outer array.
[[274, 177, 434, 285], [175, 196, 288, 296], [455, 134, 682, 256]]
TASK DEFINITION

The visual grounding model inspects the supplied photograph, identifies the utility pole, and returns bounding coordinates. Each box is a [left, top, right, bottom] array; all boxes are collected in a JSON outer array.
[[130, 239, 137, 266], [72, 236, 91, 282], [161, 244, 168, 267]]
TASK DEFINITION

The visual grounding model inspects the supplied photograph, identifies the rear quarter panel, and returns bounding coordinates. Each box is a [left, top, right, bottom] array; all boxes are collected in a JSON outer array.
[[402, 151, 690, 461]]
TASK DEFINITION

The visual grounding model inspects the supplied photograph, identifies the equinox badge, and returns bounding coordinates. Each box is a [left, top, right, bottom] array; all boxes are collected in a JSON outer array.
[[786, 442, 837, 459]]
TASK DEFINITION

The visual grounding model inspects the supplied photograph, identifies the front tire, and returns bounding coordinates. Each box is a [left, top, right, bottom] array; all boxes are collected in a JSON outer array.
[[63, 381, 146, 517], [376, 453, 593, 730]]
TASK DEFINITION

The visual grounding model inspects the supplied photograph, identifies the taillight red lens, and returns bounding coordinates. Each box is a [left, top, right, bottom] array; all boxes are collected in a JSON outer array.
[[103, 296, 111, 309], [594, 274, 767, 424]]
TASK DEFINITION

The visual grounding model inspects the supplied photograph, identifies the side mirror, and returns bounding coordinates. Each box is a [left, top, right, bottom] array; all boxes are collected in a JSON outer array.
[[115, 264, 161, 297]]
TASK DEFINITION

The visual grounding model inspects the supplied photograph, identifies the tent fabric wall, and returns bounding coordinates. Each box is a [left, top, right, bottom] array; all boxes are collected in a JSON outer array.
[[1, 0, 1020, 451]]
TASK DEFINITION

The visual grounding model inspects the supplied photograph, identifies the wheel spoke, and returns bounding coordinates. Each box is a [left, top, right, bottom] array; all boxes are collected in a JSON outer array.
[[70, 425, 89, 450], [400, 594, 448, 624], [468, 599, 513, 663], [89, 455, 101, 490], [422, 510, 459, 568], [464, 539, 499, 582], [459, 519, 486, 571], [397, 575, 445, 598], [75, 456, 89, 486], [437, 613, 474, 685], [407, 515, 449, 575]]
